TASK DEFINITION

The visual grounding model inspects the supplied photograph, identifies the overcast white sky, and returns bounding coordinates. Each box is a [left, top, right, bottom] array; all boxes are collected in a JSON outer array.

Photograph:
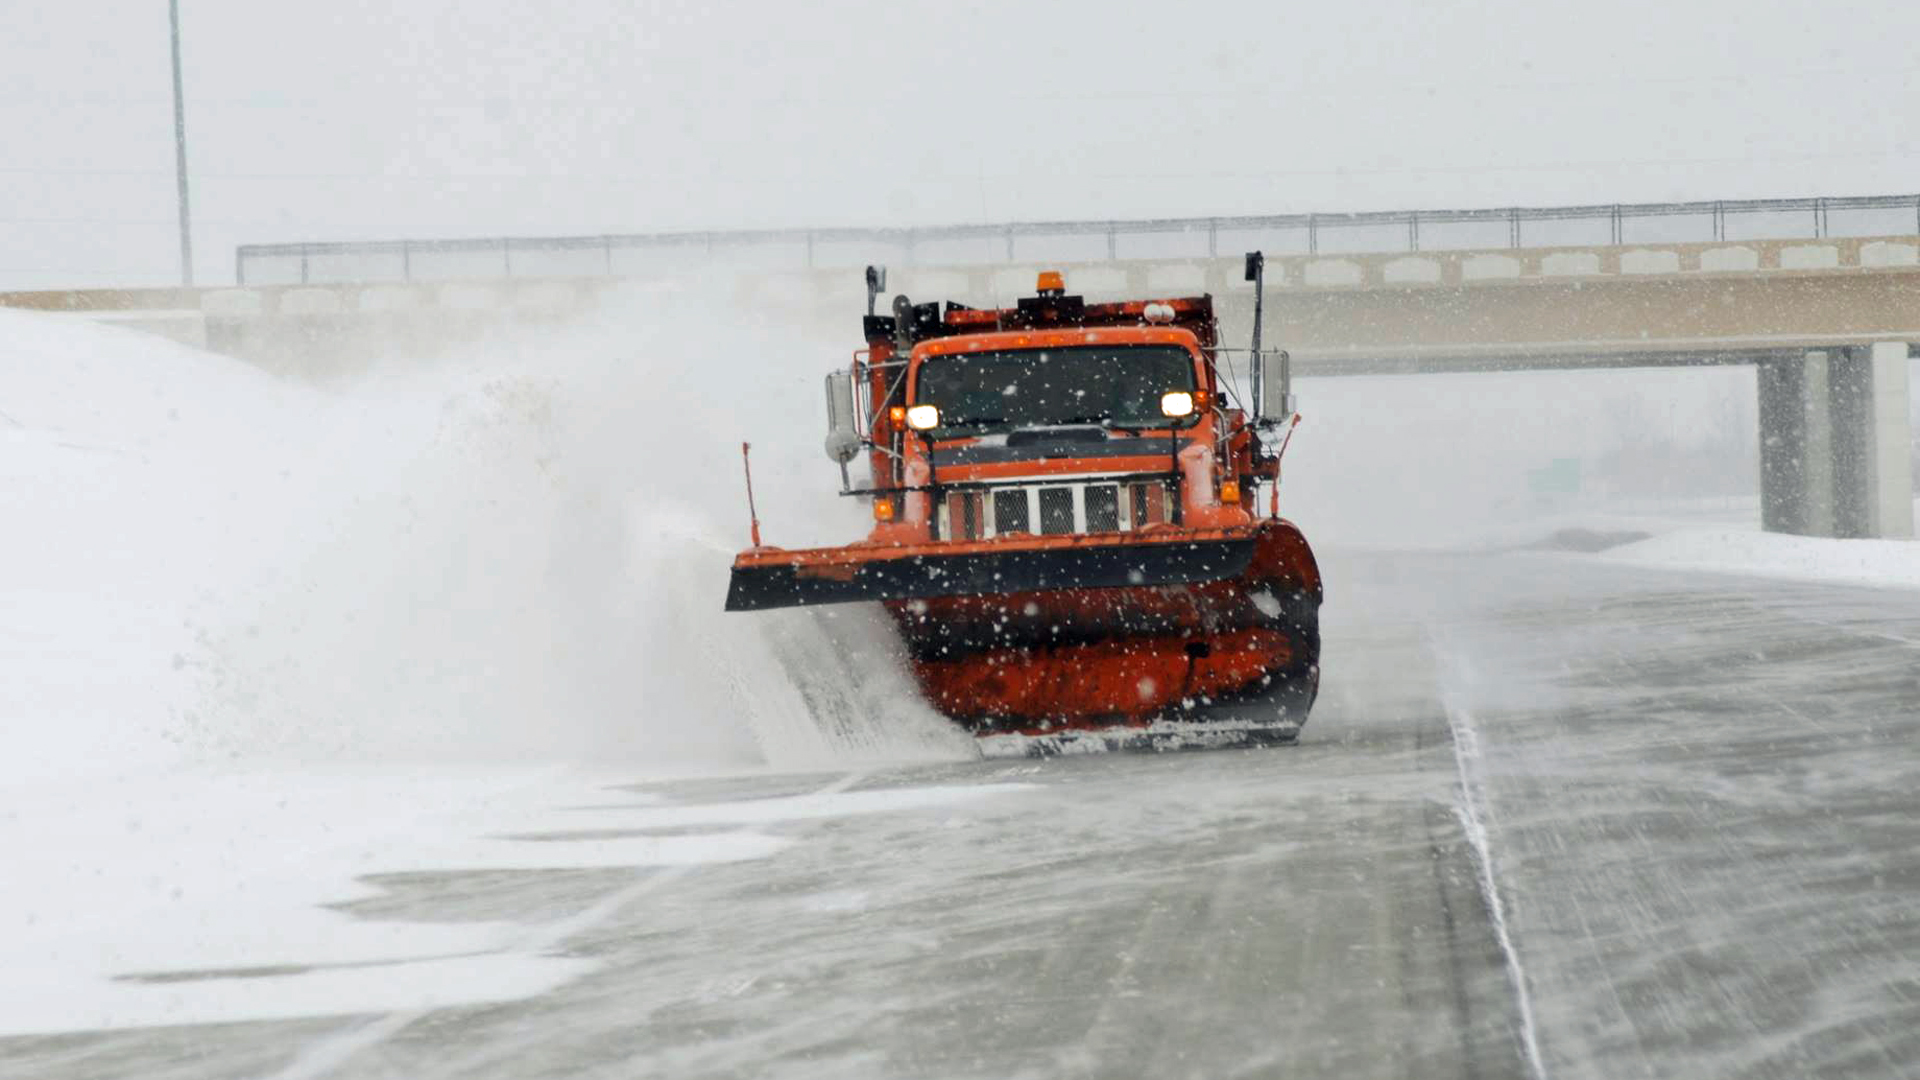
[[4, 0, 1919, 288]]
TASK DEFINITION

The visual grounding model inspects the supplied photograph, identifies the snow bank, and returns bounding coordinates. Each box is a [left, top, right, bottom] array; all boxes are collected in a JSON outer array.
[[0, 292, 983, 1035], [0, 312, 319, 785], [1603, 520, 1920, 591], [0, 290, 963, 787]]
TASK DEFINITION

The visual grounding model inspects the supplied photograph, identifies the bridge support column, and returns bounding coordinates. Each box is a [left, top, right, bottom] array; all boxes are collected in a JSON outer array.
[[1758, 350, 1837, 536], [1757, 344, 1912, 538], [1864, 342, 1915, 538]]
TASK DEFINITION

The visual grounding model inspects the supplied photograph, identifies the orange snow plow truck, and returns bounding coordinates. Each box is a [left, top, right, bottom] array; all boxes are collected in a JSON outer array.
[[726, 256, 1321, 756]]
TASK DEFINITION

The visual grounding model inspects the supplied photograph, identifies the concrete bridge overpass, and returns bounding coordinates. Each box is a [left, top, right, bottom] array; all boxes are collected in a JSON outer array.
[[4, 195, 1915, 539]]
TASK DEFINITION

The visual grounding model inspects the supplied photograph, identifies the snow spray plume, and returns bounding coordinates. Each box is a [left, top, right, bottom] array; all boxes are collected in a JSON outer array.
[[194, 278, 966, 772]]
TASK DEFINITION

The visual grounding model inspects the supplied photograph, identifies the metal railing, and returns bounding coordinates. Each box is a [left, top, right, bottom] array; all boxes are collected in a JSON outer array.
[[235, 193, 1920, 286]]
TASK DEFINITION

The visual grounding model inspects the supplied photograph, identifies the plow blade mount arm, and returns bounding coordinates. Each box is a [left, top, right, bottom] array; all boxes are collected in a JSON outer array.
[[725, 532, 1257, 612]]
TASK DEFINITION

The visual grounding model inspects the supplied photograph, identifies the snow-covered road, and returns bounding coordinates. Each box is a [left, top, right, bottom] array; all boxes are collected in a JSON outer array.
[[6, 549, 1914, 1079]]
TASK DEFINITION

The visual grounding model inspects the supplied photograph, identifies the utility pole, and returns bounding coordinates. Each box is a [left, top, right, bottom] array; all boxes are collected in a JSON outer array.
[[168, 0, 193, 285]]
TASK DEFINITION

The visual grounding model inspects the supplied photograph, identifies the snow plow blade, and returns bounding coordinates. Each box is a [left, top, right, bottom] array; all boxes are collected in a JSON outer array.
[[725, 531, 1257, 612]]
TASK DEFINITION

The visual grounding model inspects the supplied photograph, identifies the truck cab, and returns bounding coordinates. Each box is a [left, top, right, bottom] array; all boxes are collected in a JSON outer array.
[[843, 275, 1285, 548]]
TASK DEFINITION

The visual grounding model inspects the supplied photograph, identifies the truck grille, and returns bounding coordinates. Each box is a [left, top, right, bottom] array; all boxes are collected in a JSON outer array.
[[1084, 485, 1120, 532], [940, 479, 1173, 540], [1038, 488, 1076, 535], [991, 489, 1029, 535]]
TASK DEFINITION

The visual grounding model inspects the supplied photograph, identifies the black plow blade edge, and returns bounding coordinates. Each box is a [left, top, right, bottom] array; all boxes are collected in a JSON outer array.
[[725, 537, 1257, 611]]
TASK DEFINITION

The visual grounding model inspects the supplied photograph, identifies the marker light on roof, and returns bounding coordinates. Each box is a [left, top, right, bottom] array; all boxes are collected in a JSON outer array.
[[1143, 302, 1175, 324]]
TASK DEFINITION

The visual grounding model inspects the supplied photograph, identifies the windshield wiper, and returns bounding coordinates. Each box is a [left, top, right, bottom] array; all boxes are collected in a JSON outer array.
[[1058, 413, 1175, 428]]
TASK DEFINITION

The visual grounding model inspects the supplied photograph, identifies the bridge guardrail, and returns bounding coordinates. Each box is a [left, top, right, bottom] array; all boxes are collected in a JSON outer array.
[[235, 192, 1920, 286]]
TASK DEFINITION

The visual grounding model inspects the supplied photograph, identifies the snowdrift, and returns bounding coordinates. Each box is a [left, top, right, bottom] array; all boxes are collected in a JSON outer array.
[[0, 287, 964, 791], [1604, 519, 1920, 591]]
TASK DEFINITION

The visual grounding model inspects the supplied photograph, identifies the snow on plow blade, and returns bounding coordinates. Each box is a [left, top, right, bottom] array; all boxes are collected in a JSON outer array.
[[976, 718, 1305, 758], [725, 531, 1257, 612]]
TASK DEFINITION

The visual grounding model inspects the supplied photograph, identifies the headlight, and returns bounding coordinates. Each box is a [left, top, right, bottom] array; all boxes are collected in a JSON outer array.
[[1160, 391, 1194, 418], [906, 404, 941, 430]]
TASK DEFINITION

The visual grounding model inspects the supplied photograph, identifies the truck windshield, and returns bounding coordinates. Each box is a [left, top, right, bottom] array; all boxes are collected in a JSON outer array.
[[912, 345, 1198, 436]]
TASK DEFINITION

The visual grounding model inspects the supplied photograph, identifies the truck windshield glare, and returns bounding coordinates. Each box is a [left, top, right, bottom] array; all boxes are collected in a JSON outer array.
[[913, 345, 1198, 435]]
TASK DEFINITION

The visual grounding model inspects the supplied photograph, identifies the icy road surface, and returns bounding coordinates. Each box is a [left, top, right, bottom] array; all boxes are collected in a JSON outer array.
[[5, 549, 1918, 1080]]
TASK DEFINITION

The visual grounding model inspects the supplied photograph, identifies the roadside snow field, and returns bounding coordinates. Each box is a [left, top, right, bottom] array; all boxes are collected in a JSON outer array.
[[1604, 511, 1920, 591], [0, 303, 967, 1036]]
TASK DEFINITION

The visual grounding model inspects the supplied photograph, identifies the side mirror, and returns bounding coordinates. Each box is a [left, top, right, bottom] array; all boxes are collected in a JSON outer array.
[[891, 293, 915, 355], [823, 372, 860, 464], [1244, 251, 1264, 282], [1258, 350, 1293, 424]]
